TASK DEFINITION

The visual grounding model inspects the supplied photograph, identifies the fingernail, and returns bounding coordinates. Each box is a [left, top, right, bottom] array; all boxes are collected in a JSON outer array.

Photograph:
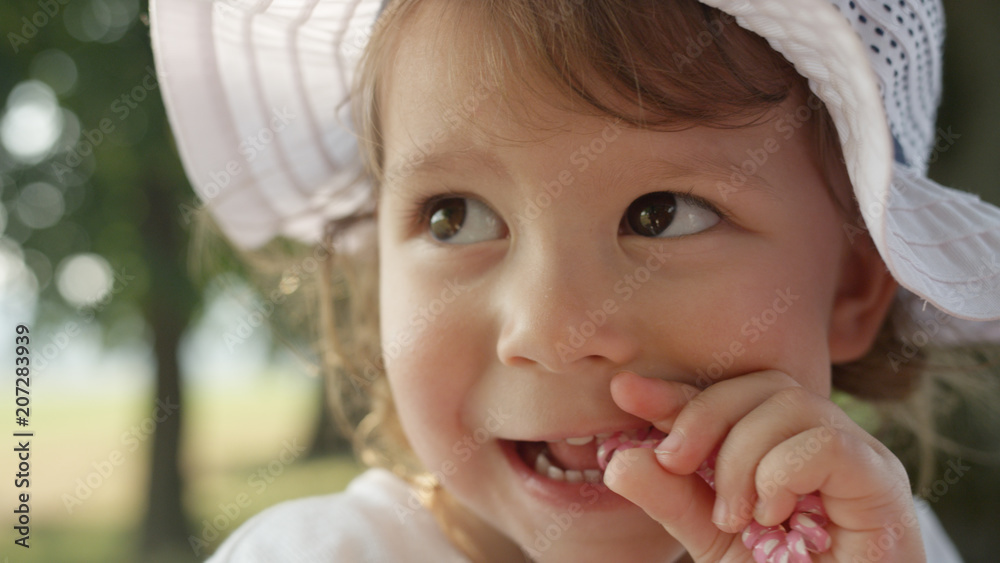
[[712, 497, 729, 528], [654, 430, 684, 455]]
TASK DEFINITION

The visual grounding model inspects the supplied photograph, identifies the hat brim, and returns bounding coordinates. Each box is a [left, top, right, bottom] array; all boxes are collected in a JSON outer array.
[[150, 0, 378, 249], [700, 0, 1000, 321], [152, 0, 1000, 322]]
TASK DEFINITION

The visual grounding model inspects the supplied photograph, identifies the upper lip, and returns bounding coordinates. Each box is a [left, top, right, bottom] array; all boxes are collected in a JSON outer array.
[[509, 422, 656, 443]]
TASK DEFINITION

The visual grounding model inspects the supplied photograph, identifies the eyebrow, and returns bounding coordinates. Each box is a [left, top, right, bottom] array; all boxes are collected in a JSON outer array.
[[607, 154, 782, 201], [382, 144, 781, 201], [382, 147, 510, 188]]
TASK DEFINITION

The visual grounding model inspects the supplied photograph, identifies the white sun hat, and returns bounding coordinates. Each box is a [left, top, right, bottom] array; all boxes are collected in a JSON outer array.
[[150, 0, 1000, 330]]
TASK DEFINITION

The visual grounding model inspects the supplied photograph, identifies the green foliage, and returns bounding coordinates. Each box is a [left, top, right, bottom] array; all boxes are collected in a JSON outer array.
[[1, 0, 198, 338]]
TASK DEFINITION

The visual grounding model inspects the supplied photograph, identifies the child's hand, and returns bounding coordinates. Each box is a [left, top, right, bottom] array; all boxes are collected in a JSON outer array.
[[602, 370, 926, 562]]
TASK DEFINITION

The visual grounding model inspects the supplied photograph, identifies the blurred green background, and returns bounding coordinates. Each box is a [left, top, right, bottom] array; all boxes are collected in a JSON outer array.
[[1, 1, 364, 562], [0, 0, 998, 562]]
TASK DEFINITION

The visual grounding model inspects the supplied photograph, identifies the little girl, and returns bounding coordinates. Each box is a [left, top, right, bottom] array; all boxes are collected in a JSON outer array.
[[152, 0, 999, 561]]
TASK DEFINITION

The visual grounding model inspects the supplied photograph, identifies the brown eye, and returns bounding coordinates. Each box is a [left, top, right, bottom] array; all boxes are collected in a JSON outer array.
[[426, 197, 505, 244], [626, 192, 677, 237], [429, 198, 466, 241]]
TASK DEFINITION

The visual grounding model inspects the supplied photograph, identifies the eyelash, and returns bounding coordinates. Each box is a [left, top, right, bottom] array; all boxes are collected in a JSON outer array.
[[675, 189, 730, 222], [406, 189, 730, 233], [407, 189, 464, 231]]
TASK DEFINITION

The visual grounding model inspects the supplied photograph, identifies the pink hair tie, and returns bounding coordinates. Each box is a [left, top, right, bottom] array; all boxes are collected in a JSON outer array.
[[597, 431, 831, 563]]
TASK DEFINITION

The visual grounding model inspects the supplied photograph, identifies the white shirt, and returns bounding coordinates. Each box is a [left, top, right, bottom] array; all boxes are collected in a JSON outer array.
[[207, 468, 963, 562]]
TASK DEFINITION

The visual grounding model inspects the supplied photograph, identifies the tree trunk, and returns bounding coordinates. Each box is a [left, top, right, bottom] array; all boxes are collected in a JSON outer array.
[[138, 176, 200, 561], [140, 298, 192, 560]]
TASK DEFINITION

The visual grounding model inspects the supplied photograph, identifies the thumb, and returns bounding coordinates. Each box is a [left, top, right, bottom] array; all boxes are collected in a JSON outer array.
[[603, 448, 740, 562]]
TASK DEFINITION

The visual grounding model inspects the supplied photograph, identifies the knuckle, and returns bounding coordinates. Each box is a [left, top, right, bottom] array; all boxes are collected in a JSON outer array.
[[797, 423, 849, 463], [820, 423, 856, 457], [757, 368, 797, 387], [682, 393, 715, 421], [686, 390, 713, 411], [765, 386, 814, 412], [754, 449, 781, 479], [754, 457, 785, 495]]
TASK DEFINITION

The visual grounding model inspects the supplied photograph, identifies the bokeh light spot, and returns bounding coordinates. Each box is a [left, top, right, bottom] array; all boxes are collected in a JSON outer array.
[[16, 182, 65, 229], [64, 0, 140, 43], [29, 50, 79, 96], [0, 81, 64, 163], [56, 253, 113, 307]]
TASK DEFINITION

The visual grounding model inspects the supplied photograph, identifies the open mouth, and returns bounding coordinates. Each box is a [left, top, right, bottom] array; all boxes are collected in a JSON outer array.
[[512, 426, 667, 484]]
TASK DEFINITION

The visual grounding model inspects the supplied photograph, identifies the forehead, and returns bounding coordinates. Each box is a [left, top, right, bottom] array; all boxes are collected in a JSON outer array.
[[377, 1, 582, 146], [372, 0, 829, 203], [372, 0, 815, 146]]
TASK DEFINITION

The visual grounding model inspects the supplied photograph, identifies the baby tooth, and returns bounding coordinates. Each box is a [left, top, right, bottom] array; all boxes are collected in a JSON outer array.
[[565, 436, 594, 446], [564, 469, 583, 483], [535, 451, 553, 475], [583, 469, 602, 483], [547, 465, 565, 480]]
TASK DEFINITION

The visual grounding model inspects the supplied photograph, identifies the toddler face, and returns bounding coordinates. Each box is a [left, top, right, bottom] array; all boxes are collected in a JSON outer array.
[[375, 4, 854, 560]]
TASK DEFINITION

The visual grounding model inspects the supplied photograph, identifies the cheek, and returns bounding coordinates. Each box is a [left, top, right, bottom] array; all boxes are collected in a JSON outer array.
[[639, 249, 838, 394], [381, 316, 464, 469], [378, 251, 478, 383], [378, 257, 485, 465]]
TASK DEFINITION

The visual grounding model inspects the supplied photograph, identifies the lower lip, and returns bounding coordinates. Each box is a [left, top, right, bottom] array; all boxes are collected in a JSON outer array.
[[499, 439, 636, 512]]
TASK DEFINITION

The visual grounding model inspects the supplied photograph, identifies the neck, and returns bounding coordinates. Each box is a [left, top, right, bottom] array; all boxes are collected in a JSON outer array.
[[425, 484, 531, 562]]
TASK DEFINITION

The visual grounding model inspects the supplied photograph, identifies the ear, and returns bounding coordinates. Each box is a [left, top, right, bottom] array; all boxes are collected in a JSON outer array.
[[827, 234, 899, 363]]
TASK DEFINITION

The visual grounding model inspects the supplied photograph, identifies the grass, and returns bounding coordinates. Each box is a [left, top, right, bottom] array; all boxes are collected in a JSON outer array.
[[0, 375, 365, 563]]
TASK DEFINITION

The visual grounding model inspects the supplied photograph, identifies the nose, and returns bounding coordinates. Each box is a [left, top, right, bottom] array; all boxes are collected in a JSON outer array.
[[495, 241, 640, 373]]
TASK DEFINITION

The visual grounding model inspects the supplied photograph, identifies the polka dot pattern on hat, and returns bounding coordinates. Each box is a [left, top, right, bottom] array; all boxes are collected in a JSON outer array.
[[829, 0, 945, 174]]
